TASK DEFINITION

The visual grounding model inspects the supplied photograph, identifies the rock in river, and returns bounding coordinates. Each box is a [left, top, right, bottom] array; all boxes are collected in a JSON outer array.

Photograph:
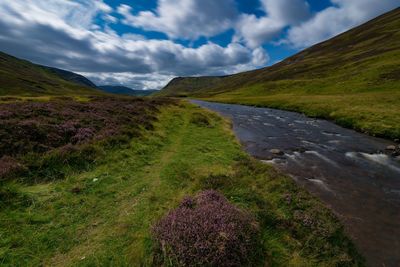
[[270, 149, 284, 155]]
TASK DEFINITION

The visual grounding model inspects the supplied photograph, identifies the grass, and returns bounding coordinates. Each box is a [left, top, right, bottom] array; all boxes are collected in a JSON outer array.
[[0, 96, 92, 103], [201, 46, 400, 139], [158, 8, 400, 140], [203, 89, 400, 140], [0, 96, 173, 183], [0, 51, 102, 96], [0, 102, 363, 266]]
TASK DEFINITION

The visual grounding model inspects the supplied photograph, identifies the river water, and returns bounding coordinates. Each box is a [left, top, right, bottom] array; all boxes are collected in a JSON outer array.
[[192, 100, 400, 267]]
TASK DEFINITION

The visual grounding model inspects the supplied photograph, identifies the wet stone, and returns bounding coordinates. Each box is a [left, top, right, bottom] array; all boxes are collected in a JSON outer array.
[[293, 147, 307, 153], [270, 149, 284, 155], [386, 145, 396, 150]]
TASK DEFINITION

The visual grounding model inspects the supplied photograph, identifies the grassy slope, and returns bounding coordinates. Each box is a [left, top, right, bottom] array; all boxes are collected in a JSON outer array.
[[0, 52, 101, 96], [98, 86, 158, 96], [159, 8, 400, 140], [0, 103, 363, 266], [159, 76, 225, 97]]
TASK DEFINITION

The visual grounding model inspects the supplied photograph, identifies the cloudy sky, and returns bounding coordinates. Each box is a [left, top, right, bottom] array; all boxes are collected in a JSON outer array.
[[0, 0, 398, 90]]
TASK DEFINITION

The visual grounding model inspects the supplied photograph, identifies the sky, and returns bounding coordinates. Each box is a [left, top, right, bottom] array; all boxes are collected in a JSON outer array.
[[0, 0, 398, 90]]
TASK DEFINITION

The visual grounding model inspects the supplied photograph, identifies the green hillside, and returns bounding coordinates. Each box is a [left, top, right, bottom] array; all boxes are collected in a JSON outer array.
[[98, 85, 158, 96], [161, 76, 226, 97], [0, 51, 101, 96], [158, 8, 400, 140]]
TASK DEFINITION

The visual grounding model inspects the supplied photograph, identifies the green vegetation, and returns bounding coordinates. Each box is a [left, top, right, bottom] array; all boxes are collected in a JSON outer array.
[[98, 86, 158, 96], [0, 51, 102, 96], [158, 8, 400, 140], [160, 76, 225, 97], [204, 90, 400, 140], [0, 102, 363, 266], [152, 190, 262, 266], [0, 96, 172, 183]]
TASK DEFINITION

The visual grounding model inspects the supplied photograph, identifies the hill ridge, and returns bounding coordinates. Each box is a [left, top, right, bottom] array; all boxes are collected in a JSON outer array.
[[0, 51, 101, 96], [159, 7, 400, 97], [98, 85, 158, 96], [158, 8, 400, 140]]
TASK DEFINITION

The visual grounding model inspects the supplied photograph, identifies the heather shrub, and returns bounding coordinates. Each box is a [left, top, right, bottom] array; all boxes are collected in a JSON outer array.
[[0, 97, 173, 158], [153, 190, 262, 266], [71, 127, 96, 144], [0, 156, 26, 180], [0, 96, 175, 182]]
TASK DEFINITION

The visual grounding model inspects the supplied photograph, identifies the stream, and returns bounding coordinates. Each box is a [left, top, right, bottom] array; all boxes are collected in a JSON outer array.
[[192, 100, 400, 267]]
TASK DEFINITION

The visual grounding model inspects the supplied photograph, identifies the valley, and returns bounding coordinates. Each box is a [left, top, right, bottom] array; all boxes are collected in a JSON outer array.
[[159, 8, 400, 140], [0, 3, 399, 267]]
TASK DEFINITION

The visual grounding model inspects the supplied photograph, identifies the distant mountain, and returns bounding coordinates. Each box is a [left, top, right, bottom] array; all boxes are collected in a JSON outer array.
[[158, 8, 400, 97], [41, 66, 97, 88], [0, 51, 102, 96], [99, 85, 158, 96]]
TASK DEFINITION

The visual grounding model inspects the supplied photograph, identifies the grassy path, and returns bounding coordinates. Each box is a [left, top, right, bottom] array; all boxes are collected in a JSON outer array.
[[0, 103, 363, 266]]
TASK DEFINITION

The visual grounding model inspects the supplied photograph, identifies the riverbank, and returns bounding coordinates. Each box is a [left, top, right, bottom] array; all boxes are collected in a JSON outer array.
[[0, 102, 362, 266], [200, 89, 400, 141], [193, 99, 400, 267]]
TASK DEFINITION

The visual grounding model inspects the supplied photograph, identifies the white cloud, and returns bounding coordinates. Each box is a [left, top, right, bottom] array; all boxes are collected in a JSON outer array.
[[234, 0, 310, 48], [103, 14, 118, 24], [252, 47, 270, 66], [81, 72, 175, 90], [235, 15, 284, 48], [286, 0, 400, 48], [0, 0, 267, 90], [0, 0, 396, 90], [260, 0, 310, 25], [118, 0, 238, 40]]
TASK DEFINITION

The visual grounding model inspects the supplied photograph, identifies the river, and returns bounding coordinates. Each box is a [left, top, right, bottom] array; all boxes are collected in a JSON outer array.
[[192, 100, 400, 267]]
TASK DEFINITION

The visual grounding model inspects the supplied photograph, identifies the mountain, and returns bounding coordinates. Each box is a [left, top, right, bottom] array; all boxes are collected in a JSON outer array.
[[158, 8, 400, 139], [99, 85, 158, 96], [0, 51, 101, 96], [161, 76, 226, 97], [159, 8, 400, 98], [42, 66, 97, 88]]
